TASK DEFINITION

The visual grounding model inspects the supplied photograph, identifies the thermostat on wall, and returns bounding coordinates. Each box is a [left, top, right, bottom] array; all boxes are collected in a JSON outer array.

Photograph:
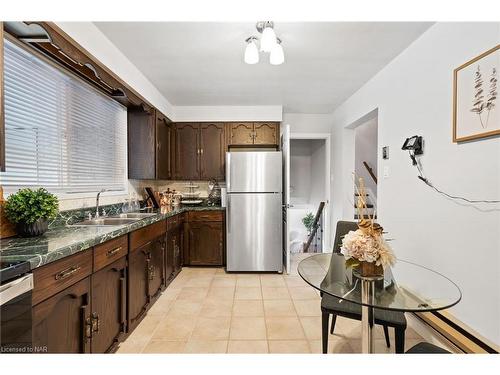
[[382, 146, 389, 160]]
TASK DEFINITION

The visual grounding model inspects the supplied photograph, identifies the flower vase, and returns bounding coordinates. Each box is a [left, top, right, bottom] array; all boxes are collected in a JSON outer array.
[[358, 261, 384, 278]]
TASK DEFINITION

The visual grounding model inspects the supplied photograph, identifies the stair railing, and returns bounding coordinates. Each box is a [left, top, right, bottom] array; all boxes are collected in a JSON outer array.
[[303, 201, 325, 253], [363, 161, 378, 185]]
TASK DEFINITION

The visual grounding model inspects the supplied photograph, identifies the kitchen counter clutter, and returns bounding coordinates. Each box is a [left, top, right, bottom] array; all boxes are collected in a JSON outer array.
[[0, 205, 224, 270]]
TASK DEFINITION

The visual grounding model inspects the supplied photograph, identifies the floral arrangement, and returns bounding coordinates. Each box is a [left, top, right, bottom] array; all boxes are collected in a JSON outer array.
[[340, 178, 395, 274]]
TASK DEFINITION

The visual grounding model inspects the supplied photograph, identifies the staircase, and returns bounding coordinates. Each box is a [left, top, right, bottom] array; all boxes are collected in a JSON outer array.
[[354, 193, 377, 220]]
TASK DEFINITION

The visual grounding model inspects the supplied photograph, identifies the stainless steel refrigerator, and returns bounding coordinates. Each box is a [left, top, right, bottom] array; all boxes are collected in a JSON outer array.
[[226, 151, 283, 272]]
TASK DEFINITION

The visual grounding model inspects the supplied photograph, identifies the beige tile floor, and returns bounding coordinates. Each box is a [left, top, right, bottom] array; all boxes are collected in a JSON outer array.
[[117, 253, 424, 354]]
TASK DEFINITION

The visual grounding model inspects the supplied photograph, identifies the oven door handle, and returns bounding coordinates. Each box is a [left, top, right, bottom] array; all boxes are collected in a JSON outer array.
[[0, 274, 34, 306]]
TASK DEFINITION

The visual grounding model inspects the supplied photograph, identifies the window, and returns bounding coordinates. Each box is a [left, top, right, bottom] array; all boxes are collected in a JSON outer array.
[[0, 38, 127, 196]]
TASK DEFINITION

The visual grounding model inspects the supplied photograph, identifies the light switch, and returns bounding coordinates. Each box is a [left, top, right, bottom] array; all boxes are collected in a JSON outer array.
[[383, 166, 390, 178]]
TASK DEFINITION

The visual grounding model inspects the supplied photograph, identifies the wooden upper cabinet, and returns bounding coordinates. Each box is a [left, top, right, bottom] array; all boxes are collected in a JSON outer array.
[[155, 111, 172, 180], [1, 22, 5, 172], [128, 109, 156, 179], [172, 123, 200, 180], [253, 122, 279, 145], [128, 108, 172, 180], [199, 122, 225, 180], [228, 122, 254, 145], [227, 122, 280, 147]]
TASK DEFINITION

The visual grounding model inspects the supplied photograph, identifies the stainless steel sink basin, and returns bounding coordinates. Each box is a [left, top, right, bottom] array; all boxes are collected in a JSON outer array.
[[113, 212, 158, 219], [72, 217, 139, 226]]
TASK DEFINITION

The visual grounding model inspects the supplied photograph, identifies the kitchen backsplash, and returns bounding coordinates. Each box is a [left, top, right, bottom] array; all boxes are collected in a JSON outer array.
[[56, 179, 225, 211]]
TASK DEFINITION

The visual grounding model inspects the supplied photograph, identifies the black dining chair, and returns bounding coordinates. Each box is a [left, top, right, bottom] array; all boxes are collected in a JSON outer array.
[[406, 342, 450, 353], [321, 220, 407, 353]]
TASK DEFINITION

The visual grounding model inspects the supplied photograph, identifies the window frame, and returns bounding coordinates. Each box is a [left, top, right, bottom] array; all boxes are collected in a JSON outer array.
[[1, 34, 128, 200]]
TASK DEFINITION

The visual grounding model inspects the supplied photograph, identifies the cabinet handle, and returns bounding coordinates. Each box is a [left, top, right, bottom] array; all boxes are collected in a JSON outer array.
[[55, 265, 81, 281], [106, 246, 122, 257], [200, 148, 204, 155], [85, 316, 93, 341], [91, 312, 100, 334]]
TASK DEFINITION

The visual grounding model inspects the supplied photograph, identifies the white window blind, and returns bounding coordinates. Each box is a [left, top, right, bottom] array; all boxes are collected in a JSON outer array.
[[0, 39, 127, 195]]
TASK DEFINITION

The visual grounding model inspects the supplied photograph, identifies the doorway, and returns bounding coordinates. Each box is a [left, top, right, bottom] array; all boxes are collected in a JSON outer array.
[[288, 133, 331, 255]]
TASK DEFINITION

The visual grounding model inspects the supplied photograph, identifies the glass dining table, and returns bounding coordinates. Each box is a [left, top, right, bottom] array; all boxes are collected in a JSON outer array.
[[298, 253, 462, 353]]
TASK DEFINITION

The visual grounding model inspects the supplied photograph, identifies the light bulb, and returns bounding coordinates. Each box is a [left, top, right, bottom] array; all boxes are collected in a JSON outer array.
[[244, 39, 259, 64], [270, 42, 284, 65], [260, 26, 277, 52]]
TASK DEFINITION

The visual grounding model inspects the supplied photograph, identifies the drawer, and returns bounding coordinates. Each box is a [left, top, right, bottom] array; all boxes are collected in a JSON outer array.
[[33, 249, 93, 305], [188, 210, 223, 222], [93, 235, 128, 272], [130, 220, 166, 251]]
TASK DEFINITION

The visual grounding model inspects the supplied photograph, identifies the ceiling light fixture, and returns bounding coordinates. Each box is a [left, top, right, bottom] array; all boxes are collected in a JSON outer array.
[[269, 38, 284, 65], [244, 37, 259, 64], [244, 21, 284, 65]]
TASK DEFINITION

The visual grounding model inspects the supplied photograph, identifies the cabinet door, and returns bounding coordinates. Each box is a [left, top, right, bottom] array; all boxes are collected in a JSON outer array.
[[187, 222, 223, 266], [174, 226, 183, 273], [91, 257, 127, 353], [172, 123, 200, 180], [149, 237, 165, 299], [156, 112, 171, 179], [128, 245, 150, 330], [199, 122, 225, 180], [166, 229, 175, 281], [228, 122, 254, 145], [32, 277, 91, 353], [253, 122, 279, 146], [128, 109, 155, 179]]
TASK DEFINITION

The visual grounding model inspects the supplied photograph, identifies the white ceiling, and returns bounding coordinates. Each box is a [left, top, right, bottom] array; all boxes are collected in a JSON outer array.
[[95, 22, 432, 113]]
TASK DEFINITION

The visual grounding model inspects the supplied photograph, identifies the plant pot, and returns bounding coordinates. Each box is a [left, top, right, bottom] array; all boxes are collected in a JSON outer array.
[[357, 261, 384, 278], [16, 218, 48, 237]]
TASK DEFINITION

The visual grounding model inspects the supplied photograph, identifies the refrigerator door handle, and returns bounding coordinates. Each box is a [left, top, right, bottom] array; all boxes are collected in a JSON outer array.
[[227, 194, 231, 233], [226, 153, 231, 192]]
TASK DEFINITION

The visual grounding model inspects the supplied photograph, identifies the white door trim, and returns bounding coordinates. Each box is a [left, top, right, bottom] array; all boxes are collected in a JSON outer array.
[[289, 132, 331, 252]]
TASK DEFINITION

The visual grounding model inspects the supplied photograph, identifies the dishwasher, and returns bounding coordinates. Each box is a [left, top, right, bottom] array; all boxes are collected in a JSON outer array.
[[0, 260, 33, 353]]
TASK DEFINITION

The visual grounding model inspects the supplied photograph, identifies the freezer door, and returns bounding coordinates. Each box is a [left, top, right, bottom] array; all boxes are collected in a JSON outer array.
[[226, 152, 282, 193], [226, 193, 283, 272]]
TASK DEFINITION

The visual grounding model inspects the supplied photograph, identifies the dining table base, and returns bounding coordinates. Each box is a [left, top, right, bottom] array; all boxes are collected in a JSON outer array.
[[361, 277, 378, 353]]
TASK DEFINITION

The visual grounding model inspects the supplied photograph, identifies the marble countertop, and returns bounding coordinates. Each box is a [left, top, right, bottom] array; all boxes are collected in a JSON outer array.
[[0, 205, 224, 270]]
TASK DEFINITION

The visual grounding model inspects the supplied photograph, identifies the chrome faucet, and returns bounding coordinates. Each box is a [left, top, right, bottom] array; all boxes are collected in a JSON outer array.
[[95, 189, 107, 218]]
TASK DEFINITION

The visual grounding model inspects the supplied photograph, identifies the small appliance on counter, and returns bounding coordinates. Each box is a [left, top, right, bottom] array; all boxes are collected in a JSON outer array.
[[0, 260, 33, 352], [207, 178, 222, 206]]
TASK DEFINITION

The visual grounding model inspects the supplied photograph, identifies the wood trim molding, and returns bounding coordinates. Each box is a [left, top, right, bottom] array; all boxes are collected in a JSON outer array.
[[415, 311, 499, 354], [6, 22, 161, 114]]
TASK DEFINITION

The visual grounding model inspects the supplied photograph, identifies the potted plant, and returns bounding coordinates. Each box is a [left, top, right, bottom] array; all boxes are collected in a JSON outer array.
[[302, 212, 315, 236], [5, 188, 59, 237]]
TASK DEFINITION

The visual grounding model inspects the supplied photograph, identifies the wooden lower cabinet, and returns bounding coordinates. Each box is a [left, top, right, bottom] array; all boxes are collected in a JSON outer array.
[[186, 221, 224, 266], [32, 277, 92, 353], [127, 243, 150, 330], [90, 257, 127, 353], [128, 233, 166, 331]]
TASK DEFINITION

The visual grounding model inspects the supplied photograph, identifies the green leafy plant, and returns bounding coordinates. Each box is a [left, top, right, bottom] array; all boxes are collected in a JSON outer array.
[[5, 188, 59, 224], [302, 212, 315, 234]]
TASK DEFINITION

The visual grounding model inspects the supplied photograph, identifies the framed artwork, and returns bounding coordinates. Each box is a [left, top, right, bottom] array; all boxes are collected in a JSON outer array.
[[453, 44, 499, 142]]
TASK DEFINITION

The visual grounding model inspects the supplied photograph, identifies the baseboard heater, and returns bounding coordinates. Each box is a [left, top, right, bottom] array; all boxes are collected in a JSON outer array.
[[414, 310, 499, 354]]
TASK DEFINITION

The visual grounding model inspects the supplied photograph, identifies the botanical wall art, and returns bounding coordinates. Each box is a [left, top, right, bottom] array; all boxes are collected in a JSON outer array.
[[453, 44, 499, 142]]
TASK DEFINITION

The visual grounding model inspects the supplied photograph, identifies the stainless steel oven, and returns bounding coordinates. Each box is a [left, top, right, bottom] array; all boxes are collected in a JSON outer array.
[[0, 261, 33, 353]]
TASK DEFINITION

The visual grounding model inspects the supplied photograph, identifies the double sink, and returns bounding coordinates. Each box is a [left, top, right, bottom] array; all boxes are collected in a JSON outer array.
[[72, 212, 158, 226]]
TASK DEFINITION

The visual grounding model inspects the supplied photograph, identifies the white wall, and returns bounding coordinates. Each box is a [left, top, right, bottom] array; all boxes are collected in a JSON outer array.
[[331, 22, 500, 345], [354, 117, 378, 198], [283, 112, 333, 134], [174, 105, 282, 122]]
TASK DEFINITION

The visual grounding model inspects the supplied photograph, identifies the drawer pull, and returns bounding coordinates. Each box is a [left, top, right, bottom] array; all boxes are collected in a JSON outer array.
[[55, 265, 81, 281], [106, 246, 122, 257]]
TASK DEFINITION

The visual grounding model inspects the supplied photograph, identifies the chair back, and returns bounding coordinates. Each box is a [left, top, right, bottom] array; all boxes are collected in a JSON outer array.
[[332, 221, 358, 254]]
